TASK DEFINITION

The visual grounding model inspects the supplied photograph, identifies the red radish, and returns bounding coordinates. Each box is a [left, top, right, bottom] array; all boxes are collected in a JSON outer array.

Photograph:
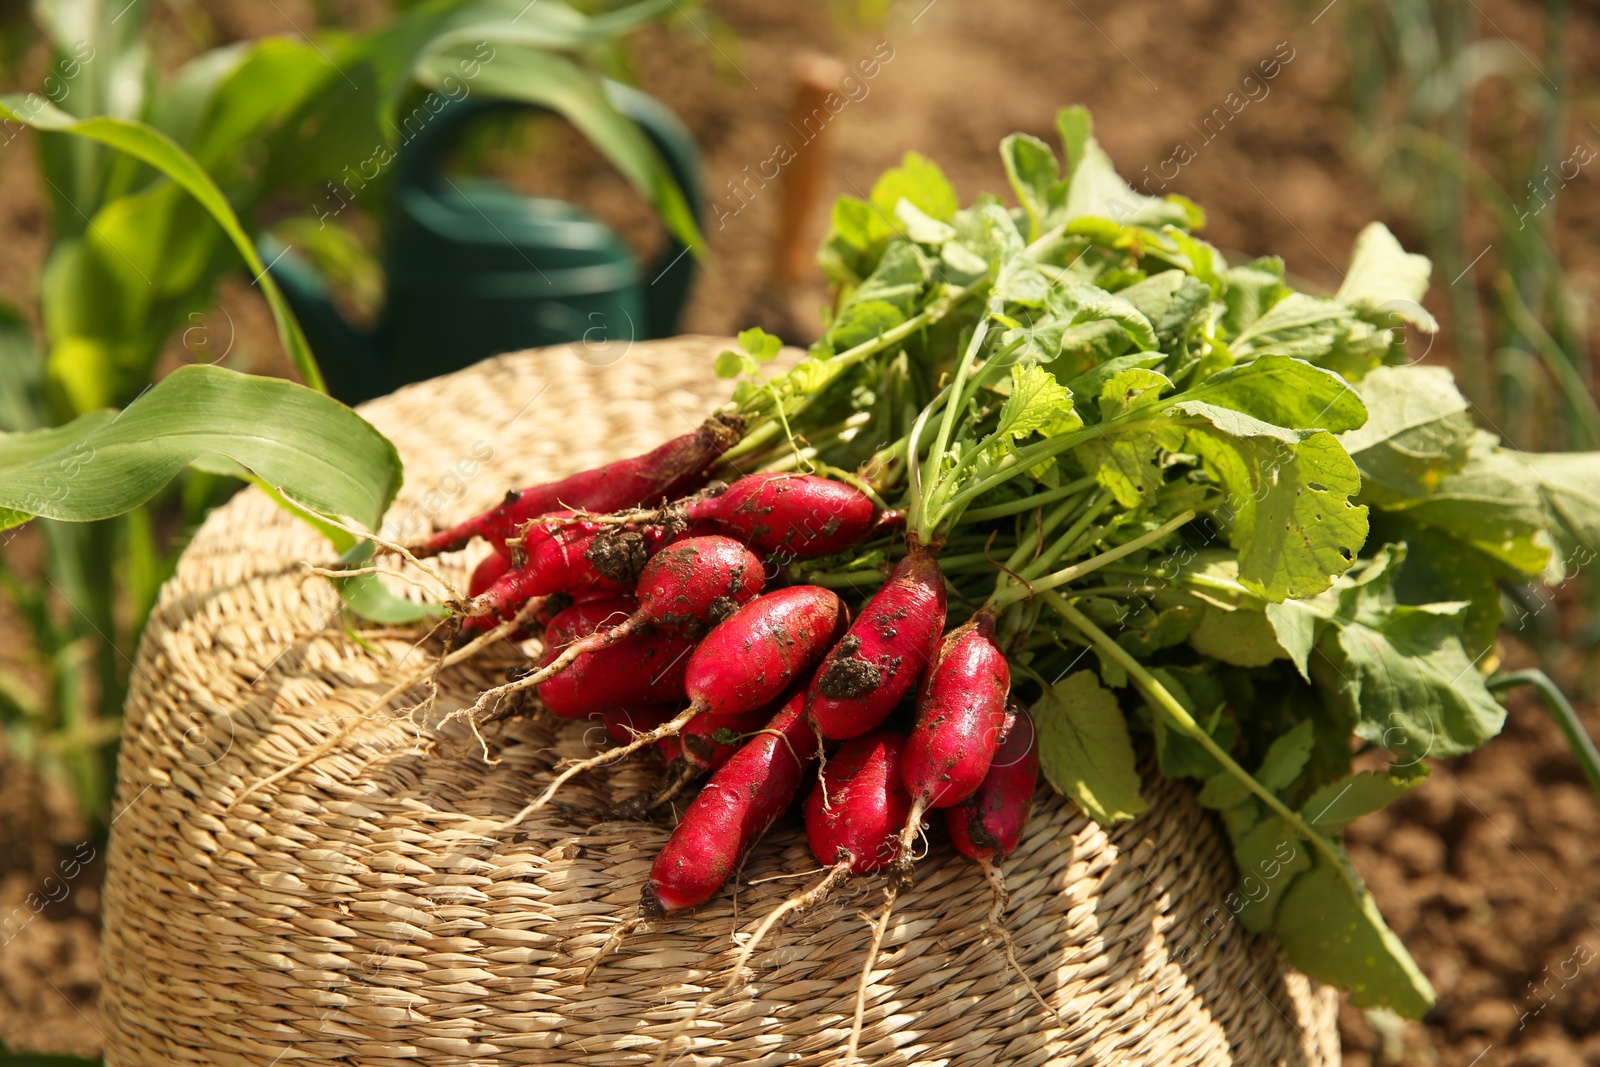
[[529, 584, 618, 629], [534, 599, 693, 719], [809, 543, 947, 741], [540, 595, 636, 650], [945, 701, 1038, 863], [602, 704, 679, 746], [676, 726, 911, 1026], [468, 551, 513, 597], [636, 584, 843, 791], [416, 413, 742, 557], [891, 610, 1010, 887], [806, 729, 913, 874], [685, 585, 846, 716], [636, 585, 842, 808], [902, 611, 1012, 810], [644, 689, 818, 914], [940, 700, 1058, 1027], [460, 551, 532, 638], [658, 703, 772, 772], [626, 535, 766, 635], [457, 512, 649, 635], [643, 702, 777, 817], [681, 473, 881, 558], [490, 538, 773, 819], [807, 730, 921, 1066]]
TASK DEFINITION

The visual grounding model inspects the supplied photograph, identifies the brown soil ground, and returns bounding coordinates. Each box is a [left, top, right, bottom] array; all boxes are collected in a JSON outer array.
[[2, 0, 1599, 1062]]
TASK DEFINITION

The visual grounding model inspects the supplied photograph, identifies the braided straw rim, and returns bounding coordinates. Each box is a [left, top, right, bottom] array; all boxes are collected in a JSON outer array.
[[98, 337, 1340, 1066]]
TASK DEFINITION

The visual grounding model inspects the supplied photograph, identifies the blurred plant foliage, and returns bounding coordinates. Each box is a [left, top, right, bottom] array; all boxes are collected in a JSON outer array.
[[1336, 0, 1596, 453], [0, 0, 694, 827]]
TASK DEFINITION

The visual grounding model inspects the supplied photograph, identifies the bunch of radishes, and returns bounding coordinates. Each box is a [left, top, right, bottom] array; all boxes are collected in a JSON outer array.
[[414, 415, 1042, 956], [368, 108, 1565, 1027]]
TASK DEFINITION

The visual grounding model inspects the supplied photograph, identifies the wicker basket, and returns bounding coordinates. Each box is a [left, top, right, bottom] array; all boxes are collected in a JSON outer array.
[[99, 337, 1341, 1066]]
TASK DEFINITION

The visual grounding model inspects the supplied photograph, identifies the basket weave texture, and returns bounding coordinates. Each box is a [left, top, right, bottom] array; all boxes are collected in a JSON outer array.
[[99, 337, 1341, 1066]]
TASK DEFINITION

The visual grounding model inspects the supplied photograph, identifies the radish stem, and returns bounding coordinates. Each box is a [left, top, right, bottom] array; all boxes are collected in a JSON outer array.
[[984, 506, 1191, 611], [1045, 592, 1359, 897], [959, 476, 1097, 522]]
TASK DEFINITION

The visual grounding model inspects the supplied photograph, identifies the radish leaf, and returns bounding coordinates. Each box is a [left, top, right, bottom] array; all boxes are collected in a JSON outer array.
[[1274, 847, 1436, 1017], [1341, 364, 1474, 505], [1395, 433, 1553, 575], [1000, 132, 1062, 240], [997, 365, 1080, 441], [1230, 814, 1312, 931], [1035, 670, 1146, 824], [1312, 550, 1505, 759], [1180, 355, 1367, 433], [1188, 427, 1368, 601], [1303, 768, 1428, 833], [1336, 222, 1438, 332]]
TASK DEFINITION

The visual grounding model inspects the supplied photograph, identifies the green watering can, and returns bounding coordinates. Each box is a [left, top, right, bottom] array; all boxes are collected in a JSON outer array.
[[261, 82, 703, 405]]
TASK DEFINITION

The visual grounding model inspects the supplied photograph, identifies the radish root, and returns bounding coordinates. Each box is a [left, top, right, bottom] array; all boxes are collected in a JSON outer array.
[[580, 915, 649, 986], [460, 618, 638, 721], [891, 797, 929, 890], [846, 885, 899, 1065], [656, 859, 854, 1065], [227, 597, 542, 812], [285, 496, 464, 603], [980, 862, 1063, 1028], [499, 705, 699, 829]]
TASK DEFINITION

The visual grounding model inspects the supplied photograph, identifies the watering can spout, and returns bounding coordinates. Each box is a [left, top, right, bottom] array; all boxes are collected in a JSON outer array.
[[257, 235, 383, 404]]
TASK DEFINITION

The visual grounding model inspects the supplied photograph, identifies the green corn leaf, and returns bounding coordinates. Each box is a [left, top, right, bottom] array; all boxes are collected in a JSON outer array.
[[239, 481, 439, 625], [414, 45, 700, 252], [0, 365, 400, 533], [0, 97, 325, 394], [331, 543, 445, 625], [182, 39, 330, 170]]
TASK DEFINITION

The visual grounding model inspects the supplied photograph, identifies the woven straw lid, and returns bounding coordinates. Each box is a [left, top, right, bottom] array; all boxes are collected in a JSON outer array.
[[99, 337, 1340, 1066]]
